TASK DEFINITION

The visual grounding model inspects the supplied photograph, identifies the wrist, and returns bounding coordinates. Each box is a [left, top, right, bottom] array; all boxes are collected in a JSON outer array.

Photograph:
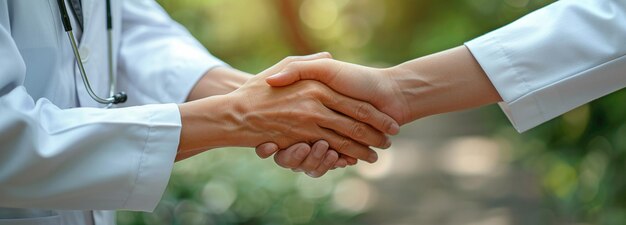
[[388, 46, 502, 122], [177, 94, 257, 154], [385, 63, 439, 122]]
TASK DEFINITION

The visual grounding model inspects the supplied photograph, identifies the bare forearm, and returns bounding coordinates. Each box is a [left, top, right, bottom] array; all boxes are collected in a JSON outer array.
[[388, 46, 502, 121], [186, 66, 251, 101], [176, 94, 265, 161], [175, 67, 251, 161]]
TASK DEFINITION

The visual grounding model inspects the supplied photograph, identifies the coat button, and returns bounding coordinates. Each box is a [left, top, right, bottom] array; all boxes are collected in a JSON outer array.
[[79, 47, 90, 63]]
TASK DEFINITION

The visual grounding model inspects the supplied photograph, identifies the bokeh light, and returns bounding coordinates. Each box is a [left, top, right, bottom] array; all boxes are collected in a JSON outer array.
[[202, 179, 237, 214], [299, 0, 339, 30], [440, 137, 508, 177], [332, 178, 377, 214]]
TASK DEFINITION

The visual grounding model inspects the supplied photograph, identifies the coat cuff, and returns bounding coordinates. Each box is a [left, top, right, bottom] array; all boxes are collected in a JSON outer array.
[[466, 35, 626, 133], [122, 103, 181, 211], [464, 36, 544, 133]]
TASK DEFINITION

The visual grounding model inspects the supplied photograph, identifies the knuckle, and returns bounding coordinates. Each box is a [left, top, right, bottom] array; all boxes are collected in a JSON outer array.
[[378, 134, 388, 148], [336, 136, 351, 153], [322, 90, 339, 106], [286, 61, 303, 70], [355, 103, 371, 121], [300, 84, 319, 97], [308, 84, 326, 97], [318, 58, 334, 65], [279, 60, 301, 73], [351, 122, 366, 140], [283, 56, 298, 63]]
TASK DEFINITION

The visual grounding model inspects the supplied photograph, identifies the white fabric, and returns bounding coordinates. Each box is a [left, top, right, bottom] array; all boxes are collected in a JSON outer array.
[[465, 0, 626, 132], [0, 0, 226, 224]]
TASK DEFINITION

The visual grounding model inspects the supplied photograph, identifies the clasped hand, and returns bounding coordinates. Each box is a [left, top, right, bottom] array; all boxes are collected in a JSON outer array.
[[177, 53, 400, 177], [252, 53, 413, 177]]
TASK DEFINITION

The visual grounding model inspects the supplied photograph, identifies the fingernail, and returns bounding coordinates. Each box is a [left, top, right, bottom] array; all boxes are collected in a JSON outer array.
[[295, 146, 309, 159], [384, 138, 392, 149], [388, 123, 400, 135], [263, 145, 278, 155], [319, 140, 329, 149], [368, 153, 378, 163], [267, 72, 285, 80], [293, 169, 304, 172], [306, 171, 319, 178]]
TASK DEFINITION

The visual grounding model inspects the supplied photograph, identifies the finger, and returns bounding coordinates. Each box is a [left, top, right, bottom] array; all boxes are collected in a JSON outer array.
[[321, 90, 399, 135], [274, 143, 312, 169], [260, 53, 332, 77], [337, 154, 358, 166], [334, 156, 348, 168], [298, 140, 330, 172], [255, 142, 279, 159], [344, 155, 358, 165], [317, 106, 391, 149], [320, 129, 378, 163], [266, 59, 338, 87], [307, 150, 339, 178]]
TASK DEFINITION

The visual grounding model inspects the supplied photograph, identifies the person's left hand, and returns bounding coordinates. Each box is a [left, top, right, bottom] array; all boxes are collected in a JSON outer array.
[[224, 54, 399, 162], [256, 140, 353, 177]]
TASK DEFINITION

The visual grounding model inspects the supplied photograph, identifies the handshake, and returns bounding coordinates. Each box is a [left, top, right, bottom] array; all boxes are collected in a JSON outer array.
[[176, 46, 502, 177]]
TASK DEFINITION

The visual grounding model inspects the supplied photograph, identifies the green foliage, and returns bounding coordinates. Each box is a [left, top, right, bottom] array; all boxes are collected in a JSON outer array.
[[498, 89, 626, 224], [117, 148, 365, 225]]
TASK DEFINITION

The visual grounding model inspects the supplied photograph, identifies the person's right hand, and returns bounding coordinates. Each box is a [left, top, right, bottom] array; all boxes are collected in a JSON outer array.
[[260, 46, 503, 170], [253, 59, 411, 174], [264, 59, 413, 125], [178, 54, 400, 163], [264, 47, 502, 126]]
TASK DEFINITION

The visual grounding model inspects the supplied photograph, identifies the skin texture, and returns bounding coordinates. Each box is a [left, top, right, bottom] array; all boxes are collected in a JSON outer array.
[[176, 53, 399, 168], [179, 54, 358, 176], [260, 46, 503, 170]]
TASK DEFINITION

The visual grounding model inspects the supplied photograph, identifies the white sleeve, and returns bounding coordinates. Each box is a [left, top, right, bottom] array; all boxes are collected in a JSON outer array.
[[465, 0, 626, 132], [0, 22, 178, 211], [117, 0, 228, 105]]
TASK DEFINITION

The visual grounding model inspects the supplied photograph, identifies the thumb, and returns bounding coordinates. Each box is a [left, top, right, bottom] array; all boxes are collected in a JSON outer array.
[[255, 142, 279, 159], [266, 55, 336, 87], [265, 70, 301, 87], [265, 52, 332, 86]]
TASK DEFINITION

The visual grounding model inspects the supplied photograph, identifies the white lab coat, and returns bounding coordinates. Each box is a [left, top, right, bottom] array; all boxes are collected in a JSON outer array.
[[0, 0, 225, 224], [466, 0, 626, 132]]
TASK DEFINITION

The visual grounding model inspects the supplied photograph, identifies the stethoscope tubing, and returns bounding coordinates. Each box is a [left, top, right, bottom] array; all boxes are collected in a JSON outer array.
[[56, 0, 127, 106]]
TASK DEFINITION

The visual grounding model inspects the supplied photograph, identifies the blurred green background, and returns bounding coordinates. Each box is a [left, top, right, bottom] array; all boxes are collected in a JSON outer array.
[[118, 0, 626, 224]]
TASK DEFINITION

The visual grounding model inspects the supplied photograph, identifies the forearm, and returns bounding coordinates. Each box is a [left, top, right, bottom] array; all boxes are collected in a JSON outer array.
[[186, 66, 251, 101], [177, 95, 261, 154], [175, 67, 251, 160], [388, 46, 502, 121]]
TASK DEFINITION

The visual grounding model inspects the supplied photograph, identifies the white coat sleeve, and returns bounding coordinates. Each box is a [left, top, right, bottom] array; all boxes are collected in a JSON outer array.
[[117, 0, 228, 106], [0, 24, 179, 211], [465, 0, 626, 132]]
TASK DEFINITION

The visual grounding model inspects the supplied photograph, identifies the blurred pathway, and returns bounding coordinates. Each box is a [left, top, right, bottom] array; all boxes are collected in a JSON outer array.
[[354, 108, 544, 225]]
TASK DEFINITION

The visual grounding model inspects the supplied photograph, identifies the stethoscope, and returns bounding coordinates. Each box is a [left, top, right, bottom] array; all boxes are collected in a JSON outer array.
[[56, 0, 127, 107]]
